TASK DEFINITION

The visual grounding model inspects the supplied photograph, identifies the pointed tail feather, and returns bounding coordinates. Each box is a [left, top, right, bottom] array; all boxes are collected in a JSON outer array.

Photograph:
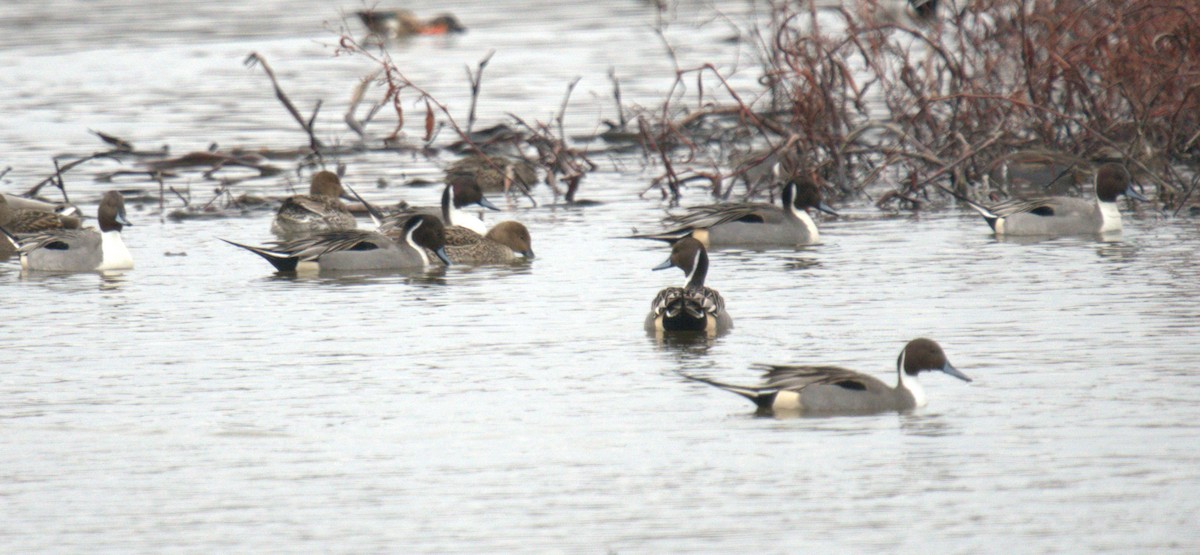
[[221, 238, 299, 272], [627, 229, 691, 243], [679, 372, 777, 409], [0, 225, 19, 250]]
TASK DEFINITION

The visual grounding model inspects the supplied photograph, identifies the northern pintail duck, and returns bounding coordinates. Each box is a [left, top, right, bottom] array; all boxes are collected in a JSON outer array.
[[446, 155, 538, 193], [964, 163, 1146, 236], [635, 179, 838, 247], [645, 237, 732, 335], [356, 10, 466, 38], [225, 214, 450, 273], [270, 171, 357, 237], [1, 191, 132, 272], [384, 181, 501, 238], [0, 194, 82, 258], [683, 338, 970, 416], [431, 221, 534, 264]]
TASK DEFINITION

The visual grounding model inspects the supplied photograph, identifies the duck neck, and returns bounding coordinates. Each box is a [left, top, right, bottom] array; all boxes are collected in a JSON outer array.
[[684, 249, 708, 288], [405, 220, 431, 266], [896, 351, 927, 407], [441, 186, 454, 225]]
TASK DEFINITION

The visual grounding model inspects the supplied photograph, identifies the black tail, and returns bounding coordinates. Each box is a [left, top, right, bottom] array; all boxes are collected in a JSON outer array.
[[679, 372, 778, 410], [0, 225, 19, 250], [221, 239, 298, 272], [627, 229, 690, 243]]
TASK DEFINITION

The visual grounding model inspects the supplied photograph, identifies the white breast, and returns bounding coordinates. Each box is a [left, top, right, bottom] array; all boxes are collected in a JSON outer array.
[[449, 206, 488, 234], [1098, 201, 1122, 233], [97, 231, 134, 270]]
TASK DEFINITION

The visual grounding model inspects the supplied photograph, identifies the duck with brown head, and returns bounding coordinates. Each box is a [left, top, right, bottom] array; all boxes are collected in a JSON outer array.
[[270, 170, 357, 238], [225, 214, 450, 273], [1, 191, 132, 272], [682, 338, 971, 416], [430, 220, 535, 264], [633, 179, 838, 248], [963, 163, 1147, 236], [644, 237, 733, 336]]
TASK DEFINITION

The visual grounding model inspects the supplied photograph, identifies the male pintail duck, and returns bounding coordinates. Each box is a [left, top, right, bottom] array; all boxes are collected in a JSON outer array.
[[431, 220, 534, 264], [635, 179, 838, 248], [645, 237, 732, 335], [224, 214, 450, 273], [683, 338, 970, 416], [963, 163, 1146, 236], [356, 10, 466, 38], [445, 155, 538, 193], [270, 171, 357, 237], [382, 181, 501, 238], [0, 191, 132, 272]]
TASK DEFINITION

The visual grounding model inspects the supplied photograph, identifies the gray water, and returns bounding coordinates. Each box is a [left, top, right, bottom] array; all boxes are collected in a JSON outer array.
[[2, 1, 1199, 553]]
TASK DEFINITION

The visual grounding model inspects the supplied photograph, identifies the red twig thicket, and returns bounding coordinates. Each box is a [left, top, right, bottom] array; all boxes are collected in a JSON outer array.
[[643, 0, 1200, 212]]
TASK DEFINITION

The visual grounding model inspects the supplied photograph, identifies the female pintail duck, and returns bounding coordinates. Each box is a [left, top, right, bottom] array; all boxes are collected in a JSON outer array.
[[445, 155, 538, 193], [635, 179, 838, 248], [270, 171, 357, 238], [0, 191, 132, 272], [356, 10, 466, 38], [0, 195, 82, 258], [645, 237, 732, 335], [430, 221, 534, 264], [224, 214, 450, 273], [964, 163, 1146, 236], [683, 338, 970, 416]]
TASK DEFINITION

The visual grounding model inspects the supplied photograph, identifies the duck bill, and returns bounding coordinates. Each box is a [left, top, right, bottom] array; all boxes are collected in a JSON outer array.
[[816, 202, 839, 217], [1124, 185, 1149, 203], [116, 211, 133, 227], [521, 249, 536, 259], [477, 196, 501, 211], [941, 362, 972, 383], [433, 247, 452, 266], [652, 256, 673, 271]]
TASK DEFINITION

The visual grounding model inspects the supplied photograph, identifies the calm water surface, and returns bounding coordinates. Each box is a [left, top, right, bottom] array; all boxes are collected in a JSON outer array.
[[2, 1, 1199, 552]]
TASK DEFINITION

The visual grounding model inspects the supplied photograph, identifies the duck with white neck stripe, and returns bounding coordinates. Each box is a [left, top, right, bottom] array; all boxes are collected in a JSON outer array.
[[1, 190, 133, 272], [644, 237, 732, 336], [681, 338, 971, 416]]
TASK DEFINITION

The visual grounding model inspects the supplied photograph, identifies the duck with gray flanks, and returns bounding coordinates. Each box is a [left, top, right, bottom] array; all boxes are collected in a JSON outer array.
[[634, 179, 837, 248], [445, 155, 538, 193], [427, 220, 534, 265], [962, 163, 1146, 236], [270, 170, 357, 238], [0, 191, 132, 272], [224, 214, 450, 273], [645, 237, 732, 336], [682, 338, 969, 416]]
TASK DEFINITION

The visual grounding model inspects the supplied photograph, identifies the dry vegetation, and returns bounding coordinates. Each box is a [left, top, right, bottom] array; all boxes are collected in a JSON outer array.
[[635, 0, 1200, 213]]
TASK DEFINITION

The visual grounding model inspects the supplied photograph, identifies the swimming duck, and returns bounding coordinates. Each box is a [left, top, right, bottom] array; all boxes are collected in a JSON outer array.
[[0, 195, 82, 257], [356, 10, 466, 39], [1, 191, 132, 272], [683, 338, 970, 416], [445, 155, 538, 193], [964, 163, 1146, 236], [645, 237, 732, 335], [635, 179, 837, 248], [225, 214, 450, 273], [384, 181, 500, 237], [270, 171, 357, 238], [431, 221, 534, 264]]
